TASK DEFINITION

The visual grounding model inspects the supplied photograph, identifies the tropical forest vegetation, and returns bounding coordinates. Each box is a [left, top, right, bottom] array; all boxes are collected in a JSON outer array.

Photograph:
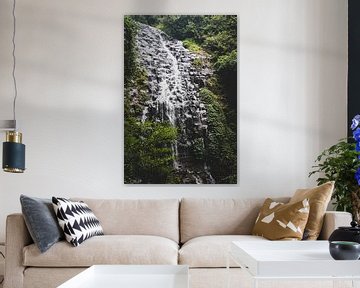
[[124, 15, 237, 184]]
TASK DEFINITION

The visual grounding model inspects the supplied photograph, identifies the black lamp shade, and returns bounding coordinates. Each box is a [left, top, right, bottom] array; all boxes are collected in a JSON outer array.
[[3, 141, 25, 173]]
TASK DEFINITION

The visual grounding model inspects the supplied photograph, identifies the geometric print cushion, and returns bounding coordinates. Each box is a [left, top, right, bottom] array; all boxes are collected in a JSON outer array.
[[252, 198, 310, 240], [52, 197, 104, 247]]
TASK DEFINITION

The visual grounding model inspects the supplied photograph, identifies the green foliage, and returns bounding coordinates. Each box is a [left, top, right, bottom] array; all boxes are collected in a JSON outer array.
[[214, 50, 237, 75], [190, 138, 205, 161], [124, 16, 149, 119], [309, 139, 360, 212], [124, 16, 138, 86], [183, 39, 203, 53], [203, 31, 236, 59], [124, 119, 178, 183], [155, 16, 204, 42], [202, 15, 237, 51], [214, 49, 237, 108], [199, 88, 237, 183], [202, 16, 237, 109], [124, 67, 149, 118], [130, 15, 159, 26], [192, 58, 203, 69]]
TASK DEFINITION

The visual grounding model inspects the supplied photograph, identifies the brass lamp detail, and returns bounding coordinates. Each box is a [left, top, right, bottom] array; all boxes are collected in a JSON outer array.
[[6, 130, 22, 143], [2, 131, 25, 173]]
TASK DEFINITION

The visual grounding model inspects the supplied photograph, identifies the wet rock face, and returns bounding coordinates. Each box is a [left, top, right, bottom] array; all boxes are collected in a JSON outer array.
[[135, 22, 215, 184]]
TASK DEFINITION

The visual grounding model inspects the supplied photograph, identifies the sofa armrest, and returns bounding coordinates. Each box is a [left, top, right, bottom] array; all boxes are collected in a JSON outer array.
[[318, 211, 352, 240], [4, 213, 32, 288]]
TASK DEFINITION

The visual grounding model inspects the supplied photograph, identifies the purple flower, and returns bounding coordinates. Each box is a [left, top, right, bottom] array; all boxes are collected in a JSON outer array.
[[356, 167, 360, 186], [352, 115, 360, 130], [357, 142, 360, 152], [354, 128, 360, 142]]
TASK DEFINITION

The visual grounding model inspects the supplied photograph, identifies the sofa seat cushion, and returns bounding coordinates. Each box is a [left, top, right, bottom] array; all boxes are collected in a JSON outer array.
[[179, 235, 267, 268], [23, 235, 179, 267]]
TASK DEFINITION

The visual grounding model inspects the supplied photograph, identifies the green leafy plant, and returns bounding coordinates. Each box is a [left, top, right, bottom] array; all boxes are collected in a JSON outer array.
[[309, 115, 360, 221], [124, 119, 178, 184]]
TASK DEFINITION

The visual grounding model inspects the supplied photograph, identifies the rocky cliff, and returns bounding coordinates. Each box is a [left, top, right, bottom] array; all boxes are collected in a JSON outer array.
[[134, 22, 215, 184]]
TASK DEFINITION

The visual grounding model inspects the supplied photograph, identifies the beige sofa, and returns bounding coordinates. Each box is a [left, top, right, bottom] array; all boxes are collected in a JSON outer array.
[[4, 198, 352, 288]]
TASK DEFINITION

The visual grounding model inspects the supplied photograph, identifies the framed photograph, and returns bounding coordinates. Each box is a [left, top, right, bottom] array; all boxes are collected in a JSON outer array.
[[124, 15, 237, 184]]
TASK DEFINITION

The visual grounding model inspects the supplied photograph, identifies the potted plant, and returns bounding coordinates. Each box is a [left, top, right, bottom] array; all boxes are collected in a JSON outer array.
[[309, 115, 360, 222]]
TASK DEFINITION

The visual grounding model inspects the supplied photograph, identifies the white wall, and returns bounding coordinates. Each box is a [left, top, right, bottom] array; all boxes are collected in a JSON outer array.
[[0, 0, 347, 242]]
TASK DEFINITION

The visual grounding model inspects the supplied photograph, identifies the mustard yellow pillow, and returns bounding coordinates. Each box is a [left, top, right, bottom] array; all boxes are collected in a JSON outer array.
[[289, 181, 334, 240], [252, 198, 310, 240]]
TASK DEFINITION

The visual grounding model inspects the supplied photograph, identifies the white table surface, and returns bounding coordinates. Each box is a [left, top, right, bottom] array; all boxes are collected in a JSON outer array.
[[231, 240, 360, 278], [58, 265, 189, 288]]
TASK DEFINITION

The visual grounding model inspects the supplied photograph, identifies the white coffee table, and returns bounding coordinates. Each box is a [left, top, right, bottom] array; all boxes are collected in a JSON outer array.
[[228, 241, 360, 288], [58, 265, 189, 288]]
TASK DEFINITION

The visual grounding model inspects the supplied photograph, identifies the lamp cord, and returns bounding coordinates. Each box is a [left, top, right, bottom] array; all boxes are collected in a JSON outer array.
[[12, 0, 18, 130]]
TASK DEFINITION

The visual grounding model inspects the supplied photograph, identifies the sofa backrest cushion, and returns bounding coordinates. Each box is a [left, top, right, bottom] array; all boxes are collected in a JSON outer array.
[[180, 198, 289, 243], [72, 198, 180, 243]]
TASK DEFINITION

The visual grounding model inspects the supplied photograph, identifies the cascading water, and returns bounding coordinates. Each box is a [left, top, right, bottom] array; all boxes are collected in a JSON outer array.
[[135, 22, 215, 184]]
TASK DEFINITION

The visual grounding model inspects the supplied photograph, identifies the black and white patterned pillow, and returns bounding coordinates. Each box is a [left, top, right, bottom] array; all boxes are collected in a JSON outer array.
[[52, 197, 104, 247]]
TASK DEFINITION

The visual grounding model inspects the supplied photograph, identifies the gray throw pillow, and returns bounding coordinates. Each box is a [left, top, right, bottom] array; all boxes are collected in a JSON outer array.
[[20, 195, 64, 253]]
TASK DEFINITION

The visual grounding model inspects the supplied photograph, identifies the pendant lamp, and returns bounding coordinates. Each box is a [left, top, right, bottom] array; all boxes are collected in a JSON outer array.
[[1, 0, 26, 173]]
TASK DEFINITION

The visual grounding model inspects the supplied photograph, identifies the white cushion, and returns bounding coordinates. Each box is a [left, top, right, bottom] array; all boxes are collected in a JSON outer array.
[[179, 235, 267, 267], [23, 235, 179, 267]]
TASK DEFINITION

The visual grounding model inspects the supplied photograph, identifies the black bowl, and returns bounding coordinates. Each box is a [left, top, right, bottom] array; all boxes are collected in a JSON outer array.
[[329, 241, 360, 260]]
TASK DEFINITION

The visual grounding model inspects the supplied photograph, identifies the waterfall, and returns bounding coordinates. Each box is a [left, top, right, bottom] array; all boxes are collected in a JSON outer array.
[[135, 22, 215, 184]]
